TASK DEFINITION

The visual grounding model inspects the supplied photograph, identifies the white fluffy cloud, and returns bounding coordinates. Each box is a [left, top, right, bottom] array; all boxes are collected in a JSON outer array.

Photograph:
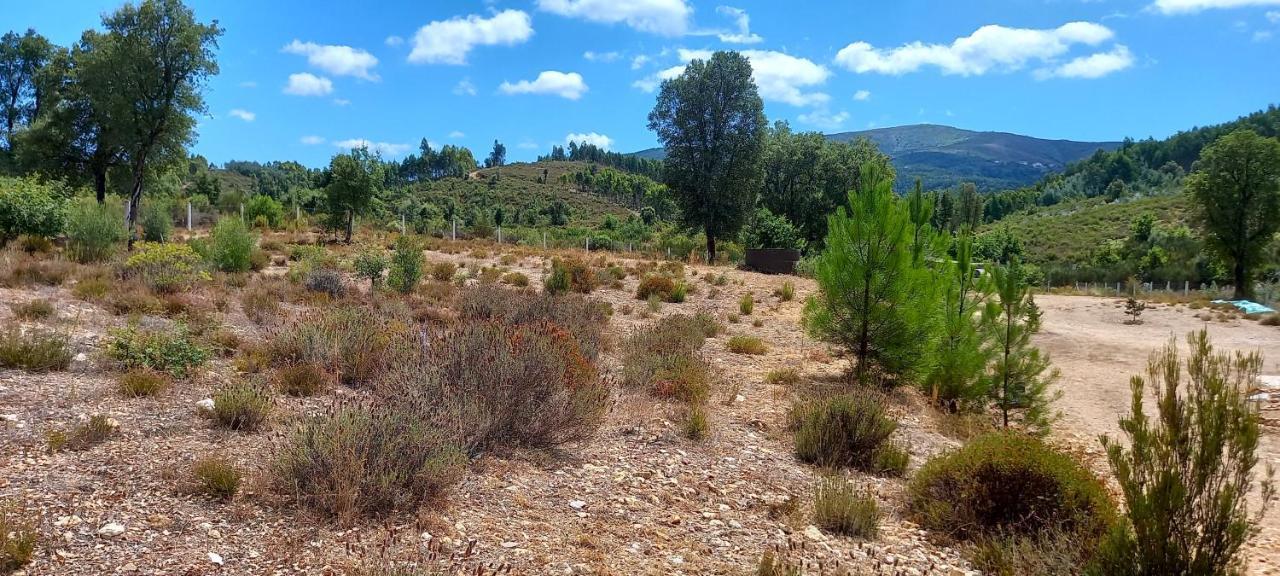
[[409, 10, 534, 65], [797, 109, 849, 130], [282, 40, 379, 81], [537, 0, 691, 36], [631, 54, 651, 69], [565, 132, 613, 149], [715, 6, 763, 44], [1036, 45, 1135, 79], [453, 78, 478, 96], [834, 22, 1122, 77], [635, 49, 830, 107], [853, 89, 871, 101], [1151, 0, 1280, 14], [499, 71, 589, 100], [333, 139, 412, 157], [583, 50, 622, 62], [228, 109, 255, 122], [300, 135, 325, 145], [283, 73, 333, 96]]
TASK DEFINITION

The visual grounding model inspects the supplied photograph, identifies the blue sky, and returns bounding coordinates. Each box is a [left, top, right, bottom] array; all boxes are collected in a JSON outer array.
[[6, 0, 1279, 167]]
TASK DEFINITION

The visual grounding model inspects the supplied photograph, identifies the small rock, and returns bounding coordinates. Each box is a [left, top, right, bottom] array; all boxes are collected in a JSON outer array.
[[208, 552, 224, 565], [803, 525, 823, 541], [97, 523, 125, 538], [568, 499, 586, 510], [196, 398, 215, 412], [501, 541, 519, 548]]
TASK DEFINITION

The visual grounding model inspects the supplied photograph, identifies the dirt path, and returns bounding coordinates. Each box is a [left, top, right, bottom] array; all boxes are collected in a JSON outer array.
[[1034, 294, 1280, 574]]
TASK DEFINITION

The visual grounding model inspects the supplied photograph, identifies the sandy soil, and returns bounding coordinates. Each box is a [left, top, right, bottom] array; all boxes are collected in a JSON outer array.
[[1034, 294, 1280, 574]]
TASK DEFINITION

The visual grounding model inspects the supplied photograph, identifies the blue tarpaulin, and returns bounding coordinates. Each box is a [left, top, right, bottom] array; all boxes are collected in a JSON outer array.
[[1211, 300, 1276, 315]]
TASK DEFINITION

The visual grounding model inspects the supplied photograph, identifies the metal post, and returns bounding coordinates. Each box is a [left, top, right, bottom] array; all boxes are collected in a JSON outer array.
[[240, 203, 244, 221], [400, 214, 406, 234], [497, 227, 502, 244], [452, 219, 456, 241], [186, 201, 192, 231], [586, 237, 590, 251]]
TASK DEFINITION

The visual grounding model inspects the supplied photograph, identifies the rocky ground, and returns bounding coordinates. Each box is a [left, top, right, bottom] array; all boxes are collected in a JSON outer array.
[[1, 240, 1277, 575]]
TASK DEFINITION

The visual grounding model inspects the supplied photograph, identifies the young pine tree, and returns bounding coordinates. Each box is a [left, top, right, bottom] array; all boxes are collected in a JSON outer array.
[[803, 164, 939, 385], [1093, 330, 1274, 576], [925, 236, 993, 411], [983, 261, 1059, 434]]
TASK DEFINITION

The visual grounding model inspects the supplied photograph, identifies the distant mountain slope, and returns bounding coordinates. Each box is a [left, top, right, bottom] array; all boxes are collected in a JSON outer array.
[[630, 124, 1120, 192]]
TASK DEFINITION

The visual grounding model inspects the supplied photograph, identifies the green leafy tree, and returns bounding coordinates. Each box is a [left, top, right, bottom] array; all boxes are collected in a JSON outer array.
[[803, 164, 939, 385], [98, 0, 222, 248], [386, 235, 423, 294], [983, 261, 1059, 434], [1185, 129, 1280, 300], [353, 246, 387, 293], [742, 206, 804, 250], [0, 29, 54, 159], [323, 147, 383, 243], [925, 236, 993, 410], [208, 216, 253, 272], [1094, 330, 1274, 576], [0, 175, 65, 243], [484, 139, 506, 168], [647, 50, 766, 262]]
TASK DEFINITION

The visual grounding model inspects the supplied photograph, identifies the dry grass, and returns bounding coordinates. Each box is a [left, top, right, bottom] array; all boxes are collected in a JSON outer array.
[[9, 299, 54, 321], [0, 327, 72, 372], [812, 476, 880, 539], [727, 335, 768, 355], [116, 368, 172, 398], [191, 457, 242, 501]]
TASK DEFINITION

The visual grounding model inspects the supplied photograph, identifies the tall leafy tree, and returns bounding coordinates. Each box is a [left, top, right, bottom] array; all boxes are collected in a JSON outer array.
[[323, 146, 383, 243], [925, 235, 993, 410], [0, 28, 54, 158], [484, 139, 506, 168], [803, 164, 939, 385], [1185, 129, 1280, 300], [983, 261, 1059, 434], [647, 50, 766, 262], [100, 0, 221, 247]]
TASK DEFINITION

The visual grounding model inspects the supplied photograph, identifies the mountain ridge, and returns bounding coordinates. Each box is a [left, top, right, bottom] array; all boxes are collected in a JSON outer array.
[[630, 123, 1121, 192]]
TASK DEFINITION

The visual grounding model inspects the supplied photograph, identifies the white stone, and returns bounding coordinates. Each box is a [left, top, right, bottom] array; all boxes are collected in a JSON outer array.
[[196, 398, 215, 412], [208, 552, 224, 565], [568, 499, 586, 510], [803, 525, 823, 541], [97, 523, 125, 538]]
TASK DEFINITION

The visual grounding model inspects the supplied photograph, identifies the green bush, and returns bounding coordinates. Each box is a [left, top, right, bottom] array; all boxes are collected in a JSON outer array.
[[105, 323, 208, 377], [739, 292, 754, 315], [727, 335, 767, 355], [908, 431, 1115, 542], [635, 275, 677, 301], [682, 403, 710, 440], [0, 176, 65, 244], [208, 217, 255, 273], [140, 198, 172, 242], [271, 404, 466, 519], [0, 499, 37, 573], [501, 271, 529, 287], [353, 247, 387, 290], [871, 443, 910, 477], [544, 258, 595, 294], [116, 368, 172, 398], [245, 195, 284, 229], [192, 457, 242, 500], [792, 393, 897, 472], [386, 236, 423, 294], [65, 196, 126, 263], [0, 327, 72, 372], [813, 476, 880, 539], [123, 242, 208, 292], [211, 382, 272, 432]]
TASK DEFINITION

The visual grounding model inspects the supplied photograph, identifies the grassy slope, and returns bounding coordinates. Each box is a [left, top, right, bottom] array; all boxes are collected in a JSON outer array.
[[422, 161, 632, 225], [980, 192, 1191, 265]]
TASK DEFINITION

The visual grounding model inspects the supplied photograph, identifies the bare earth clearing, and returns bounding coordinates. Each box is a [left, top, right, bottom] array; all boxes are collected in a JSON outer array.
[[2, 245, 1278, 575]]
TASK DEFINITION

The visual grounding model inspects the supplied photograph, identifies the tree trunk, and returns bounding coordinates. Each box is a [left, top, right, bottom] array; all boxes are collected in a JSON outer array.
[[126, 156, 146, 250], [706, 234, 716, 264], [93, 169, 107, 204], [345, 210, 354, 243], [1233, 259, 1250, 300]]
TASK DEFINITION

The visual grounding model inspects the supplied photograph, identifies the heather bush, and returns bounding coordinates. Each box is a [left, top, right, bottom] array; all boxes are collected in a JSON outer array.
[[387, 236, 424, 294], [9, 299, 54, 321], [0, 327, 73, 372], [116, 368, 172, 398], [635, 275, 677, 301], [544, 258, 595, 294], [192, 457, 242, 500], [457, 285, 608, 360], [430, 261, 457, 282], [727, 335, 767, 355], [0, 499, 37, 573], [304, 267, 345, 297], [211, 382, 272, 431], [106, 323, 208, 377], [813, 476, 880, 539], [123, 242, 208, 292], [268, 305, 406, 387], [791, 393, 897, 472]]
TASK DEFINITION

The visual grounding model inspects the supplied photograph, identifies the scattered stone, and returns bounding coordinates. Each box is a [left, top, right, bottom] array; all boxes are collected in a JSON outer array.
[[208, 552, 224, 565], [97, 523, 125, 538]]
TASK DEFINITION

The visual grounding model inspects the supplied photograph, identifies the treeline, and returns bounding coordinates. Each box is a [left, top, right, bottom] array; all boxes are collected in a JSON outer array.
[[538, 141, 663, 180], [560, 165, 677, 221]]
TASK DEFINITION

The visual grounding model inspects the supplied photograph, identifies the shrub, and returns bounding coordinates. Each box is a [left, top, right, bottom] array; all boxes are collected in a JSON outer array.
[[501, 271, 529, 287], [245, 195, 284, 229], [105, 323, 208, 377], [739, 292, 755, 315], [775, 281, 795, 302], [908, 431, 1115, 542], [269, 306, 405, 388], [871, 443, 910, 477], [272, 362, 328, 397], [65, 197, 126, 263], [791, 393, 897, 472], [241, 283, 283, 325], [116, 368, 171, 398], [249, 248, 270, 272], [140, 198, 172, 242], [353, 247, 387, 290], [303, 266, 345, 298], [0, 500, 37, 573], [123, 242, 208, 292], [211, 382, 272, 432], [72, 275, 111, 301], [0, 176, 65, 244], [271, 404, 466, 519], [192, 457, 242, 500], [383, 320, 609, 454], [635, 275, 676, 301], [430, 261, 457, 282], [727, 335, 767, 355], [683, 404, 710, 440], [756, 550, 802, 576], [765, 368, 801, 387], [208, 217, 255, 273], [1, 257, 73, 287], [387, 236, 424, 294], [103, 284, 161, 316], [972, 532, 1090, 576], [813, 477, 880, 539], [456, 285, 608, 360], [51, 414, 118, 452], [0, 328, 72, 372], [620, 314, 714, 391], [10, 299, 54, 321], [1093, 331, 1276, 576], [544, 258, 595, 294]]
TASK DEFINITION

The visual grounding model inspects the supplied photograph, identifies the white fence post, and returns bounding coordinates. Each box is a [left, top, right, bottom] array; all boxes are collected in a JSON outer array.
[[186, 201, 192, 231]]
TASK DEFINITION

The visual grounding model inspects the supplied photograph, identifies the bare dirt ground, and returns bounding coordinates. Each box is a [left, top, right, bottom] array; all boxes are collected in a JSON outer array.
[[1034, 294, 1280, 575]]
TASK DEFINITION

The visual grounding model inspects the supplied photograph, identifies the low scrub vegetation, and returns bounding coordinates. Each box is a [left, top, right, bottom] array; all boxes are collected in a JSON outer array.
[[791, 393, 900, 474], [106, 323, 208, 377], [116, 368, 171, 398], [0, 327, 72, 372], [47, 414, 117, 452], [211, 383, 272, 432], [727, 335, 767, 355], [9, 299, 54, 321], [543, 258, 596, 294], [0, 500, 37, 573], [268, 305, 407, 387], [272, 362, 328, 397], [123, 242, 208, 292], [192, 457, 242, 501], [812, 476, 880, 539], [635, 275, 686, 303]]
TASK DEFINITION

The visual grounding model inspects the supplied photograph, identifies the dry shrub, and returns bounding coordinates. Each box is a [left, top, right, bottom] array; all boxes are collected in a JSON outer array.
[[0, 327, 72, 372], [813, 476, 880, 539], [791, 392, 897, 472], [430, 261, 457, 282], [241, 281, 284, 325], [104, 282, 162, 316], [48, 414, 117, 452], [544, 258, 595, 294], [457, 285, 608, 360], [765, 368, 802, 387], [501, 271, 529, 287], [418, 279, 457, 304], [192, 457, 242, 501], [727, 335, 768, 355], [211, 382, 272, 432], [0, 256, 72, 287], [117, 368, 172, 398], [634, 275, 676, 301], [271, 402, 466, 520], [272, 362, 329, 397], [268, 305, 408, 387], [0, 500, 37, 573], [9, 299, 54, 321], [72, 275, 111, 301], [620, 314, 715, 392]]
